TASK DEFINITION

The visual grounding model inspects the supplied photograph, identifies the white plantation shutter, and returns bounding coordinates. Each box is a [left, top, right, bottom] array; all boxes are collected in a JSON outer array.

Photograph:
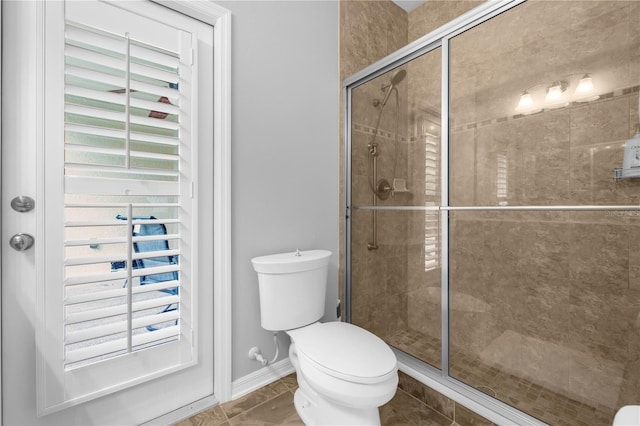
[[39, 1, 199, 413], [424, 124, 439, 271], [63, 20, 185, 368]]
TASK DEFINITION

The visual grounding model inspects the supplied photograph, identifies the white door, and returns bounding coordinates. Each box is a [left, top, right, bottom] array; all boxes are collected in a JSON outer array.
[[2, 1, 214, 424]]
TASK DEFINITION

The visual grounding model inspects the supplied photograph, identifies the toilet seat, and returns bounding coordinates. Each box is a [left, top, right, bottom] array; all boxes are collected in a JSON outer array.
[[287, 321, 397, 384]]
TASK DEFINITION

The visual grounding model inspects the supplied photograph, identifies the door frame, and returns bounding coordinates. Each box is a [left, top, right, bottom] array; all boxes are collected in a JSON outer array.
[[155, 0, 235, 406], [0, 0, 233, 422]]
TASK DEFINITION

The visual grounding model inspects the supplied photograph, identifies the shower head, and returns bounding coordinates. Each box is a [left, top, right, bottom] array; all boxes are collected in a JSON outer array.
[[381, 69, 407, 106], [391, 69, 407, 86]]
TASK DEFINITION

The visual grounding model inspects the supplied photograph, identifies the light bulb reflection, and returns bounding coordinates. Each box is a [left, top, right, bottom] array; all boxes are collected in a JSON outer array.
[[575, 74, 599, 102], [517, 91, 533, 109], [546, 82, 564, 102], [576, 74, 593, 94]]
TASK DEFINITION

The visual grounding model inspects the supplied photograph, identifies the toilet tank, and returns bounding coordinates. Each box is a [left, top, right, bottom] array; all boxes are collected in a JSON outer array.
[[251, 250, 331, 331]]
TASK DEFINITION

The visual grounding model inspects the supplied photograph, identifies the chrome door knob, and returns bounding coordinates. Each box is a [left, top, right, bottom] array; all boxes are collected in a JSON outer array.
[[10, 195, 35, 213], [9, 233, 34, 251]]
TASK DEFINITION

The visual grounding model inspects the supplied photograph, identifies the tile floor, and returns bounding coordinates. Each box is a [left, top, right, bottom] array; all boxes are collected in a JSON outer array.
[[175, 373, 463, 426]]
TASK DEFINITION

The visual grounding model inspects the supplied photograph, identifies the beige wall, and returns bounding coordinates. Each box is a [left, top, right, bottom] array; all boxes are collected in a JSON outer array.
[[408, 0, 481, 43], [340, 1, 408, 81]]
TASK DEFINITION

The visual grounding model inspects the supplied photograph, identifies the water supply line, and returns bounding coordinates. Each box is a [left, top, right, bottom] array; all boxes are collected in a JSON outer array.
[[248, 332, 280, 366]]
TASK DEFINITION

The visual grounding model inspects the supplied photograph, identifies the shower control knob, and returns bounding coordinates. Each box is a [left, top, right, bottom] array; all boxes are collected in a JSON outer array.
[[9, 233, 34, 251]]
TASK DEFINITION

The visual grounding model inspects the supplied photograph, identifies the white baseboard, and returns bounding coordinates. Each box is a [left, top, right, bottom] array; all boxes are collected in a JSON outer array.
[[141, 395, 219, 426], [231, 357, 295, 400], [142, 358, 295, 425]]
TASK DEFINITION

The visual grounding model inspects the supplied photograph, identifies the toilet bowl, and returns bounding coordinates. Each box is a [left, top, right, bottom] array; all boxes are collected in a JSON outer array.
[[251, 250, 398, 425], [287, 322, 398, 424]]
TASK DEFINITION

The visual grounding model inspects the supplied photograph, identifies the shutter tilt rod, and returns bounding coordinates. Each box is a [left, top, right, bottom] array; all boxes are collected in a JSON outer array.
[[126, 204, 133, 352], [125, 32, 131, 169]]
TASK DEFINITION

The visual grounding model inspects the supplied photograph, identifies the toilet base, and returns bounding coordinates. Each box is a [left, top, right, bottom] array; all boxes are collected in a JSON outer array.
[[293, 381, 381, 426]]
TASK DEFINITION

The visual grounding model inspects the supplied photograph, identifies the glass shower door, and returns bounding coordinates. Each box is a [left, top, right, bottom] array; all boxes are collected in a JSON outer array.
[[349, 46, 443, 369], [448, 1, 640, 424]]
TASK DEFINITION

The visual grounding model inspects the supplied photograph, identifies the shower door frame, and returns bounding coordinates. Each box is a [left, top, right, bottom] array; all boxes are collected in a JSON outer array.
[[344, 1, 561, 425]]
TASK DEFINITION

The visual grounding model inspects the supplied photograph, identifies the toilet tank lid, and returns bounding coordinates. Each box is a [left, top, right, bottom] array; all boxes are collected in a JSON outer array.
[[251, 250, 331, 274], [288, 322, 397, 381]]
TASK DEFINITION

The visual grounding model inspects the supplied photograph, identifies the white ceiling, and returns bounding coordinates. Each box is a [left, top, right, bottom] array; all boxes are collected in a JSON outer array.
[[392, 0, 426, 12]]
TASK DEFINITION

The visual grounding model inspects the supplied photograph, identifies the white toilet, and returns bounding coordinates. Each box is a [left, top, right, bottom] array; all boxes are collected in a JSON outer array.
[[614, 406, 640, 425], [251, 249, 398, 425]]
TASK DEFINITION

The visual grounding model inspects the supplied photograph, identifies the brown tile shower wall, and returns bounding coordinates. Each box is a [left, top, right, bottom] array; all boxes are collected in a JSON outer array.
[[340, 0, 409, 338], [408, 0, 483, 43], [340, 1, 408, 81]]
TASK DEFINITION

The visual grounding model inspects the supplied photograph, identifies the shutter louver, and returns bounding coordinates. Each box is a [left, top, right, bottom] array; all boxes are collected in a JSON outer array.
[[63, 21, 188, 369]]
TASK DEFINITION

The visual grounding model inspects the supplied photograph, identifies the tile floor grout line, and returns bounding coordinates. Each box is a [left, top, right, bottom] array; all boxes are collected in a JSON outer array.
[[219, 404, 231, 426], [226, 389, 299, 426]]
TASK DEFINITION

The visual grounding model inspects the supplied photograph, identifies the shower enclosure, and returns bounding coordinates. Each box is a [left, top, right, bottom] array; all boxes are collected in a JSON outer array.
[[344, 1, 640, 424]]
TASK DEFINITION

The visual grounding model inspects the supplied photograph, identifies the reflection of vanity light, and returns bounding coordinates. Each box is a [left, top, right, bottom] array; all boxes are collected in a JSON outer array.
[[515, 91, 542, 114], [575, 74, 593, 93], [575, 73, 600, 102], [545, 84, 562, 101], [544, 80, 570, 109], [517, 91, 533, 109], [545, 81, 567, 102], [516, 74, 599, 113]]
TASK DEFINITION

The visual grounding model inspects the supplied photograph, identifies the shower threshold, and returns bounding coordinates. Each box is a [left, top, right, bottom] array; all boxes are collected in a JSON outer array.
[[387, 328, 616, 426]]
